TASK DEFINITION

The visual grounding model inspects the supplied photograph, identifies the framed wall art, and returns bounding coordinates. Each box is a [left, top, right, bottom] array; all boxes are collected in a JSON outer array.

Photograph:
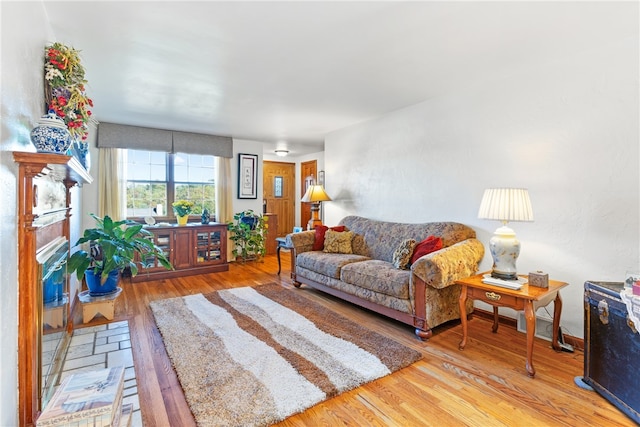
[[238, 153, 258, 199]]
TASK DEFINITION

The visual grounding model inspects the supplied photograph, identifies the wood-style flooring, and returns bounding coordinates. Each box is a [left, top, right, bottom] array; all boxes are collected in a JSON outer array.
[[73, 252, 634, 426]]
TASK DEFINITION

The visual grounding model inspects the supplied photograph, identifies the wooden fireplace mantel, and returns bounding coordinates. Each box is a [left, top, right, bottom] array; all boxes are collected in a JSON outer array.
[[13, 151, 92, 427]]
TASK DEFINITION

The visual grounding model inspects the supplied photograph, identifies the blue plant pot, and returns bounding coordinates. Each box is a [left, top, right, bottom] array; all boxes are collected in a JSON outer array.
[[241, 215, 257, 230], [85, 269, 120, 297], [43, 277, 57, 303], [43, 266, 65, 303]]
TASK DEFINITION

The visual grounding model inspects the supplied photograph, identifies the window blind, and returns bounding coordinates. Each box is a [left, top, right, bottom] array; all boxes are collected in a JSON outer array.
[[97, 122, 233, 158], [172, 131, 233, 158]]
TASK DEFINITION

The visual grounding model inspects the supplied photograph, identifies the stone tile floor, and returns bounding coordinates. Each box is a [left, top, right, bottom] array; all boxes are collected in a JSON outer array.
[[60, 320, 143, 426]]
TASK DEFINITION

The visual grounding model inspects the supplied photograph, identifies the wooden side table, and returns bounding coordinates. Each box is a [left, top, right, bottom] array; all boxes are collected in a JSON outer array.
[[456, 273, 569, 377], [275, 237, 293, 275], [78, 287, 123, 324]]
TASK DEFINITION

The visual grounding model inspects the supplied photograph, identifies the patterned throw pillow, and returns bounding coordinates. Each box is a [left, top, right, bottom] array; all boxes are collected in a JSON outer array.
[[351, 233, 368, 256], [313, 225, 347, 251], [323, 230, 354, 254], [392, 238, 416, 270]]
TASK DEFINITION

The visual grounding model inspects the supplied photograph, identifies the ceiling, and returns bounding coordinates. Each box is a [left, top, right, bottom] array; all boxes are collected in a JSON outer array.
[[42, 1, 636, 157]]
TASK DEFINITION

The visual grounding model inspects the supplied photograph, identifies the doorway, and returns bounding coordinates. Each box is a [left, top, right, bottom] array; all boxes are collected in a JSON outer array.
[[263, 161, 295, 237], [300, 160, 317, 230]]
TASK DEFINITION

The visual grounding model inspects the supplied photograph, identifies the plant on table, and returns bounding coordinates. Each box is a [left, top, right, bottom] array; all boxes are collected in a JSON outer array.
[[172, 200, 194, 216], [227, 210, 266, 262]]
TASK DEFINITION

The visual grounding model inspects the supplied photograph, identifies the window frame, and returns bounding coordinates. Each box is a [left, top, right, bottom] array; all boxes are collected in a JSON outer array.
[[125, 150, 216, 222]]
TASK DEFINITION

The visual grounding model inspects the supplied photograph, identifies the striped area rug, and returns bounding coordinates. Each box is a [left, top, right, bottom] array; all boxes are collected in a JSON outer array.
[[150, 283, 422, 426]]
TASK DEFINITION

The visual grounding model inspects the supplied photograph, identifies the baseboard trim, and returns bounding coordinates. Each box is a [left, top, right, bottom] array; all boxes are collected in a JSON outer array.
[[472, 308, 584, 351]]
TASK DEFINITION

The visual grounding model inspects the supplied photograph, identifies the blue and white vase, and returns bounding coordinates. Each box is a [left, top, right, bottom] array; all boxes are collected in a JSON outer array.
[[75, 140, 91, 172], [30, 110, 72, 154]]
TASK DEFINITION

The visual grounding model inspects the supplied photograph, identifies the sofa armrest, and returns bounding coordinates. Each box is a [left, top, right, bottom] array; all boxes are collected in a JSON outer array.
[[411, 238, 485, 290], [286, 230, 316, 254]]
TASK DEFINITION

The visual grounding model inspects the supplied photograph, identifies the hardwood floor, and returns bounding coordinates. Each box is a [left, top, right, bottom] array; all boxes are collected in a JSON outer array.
[[74, 253, 633, 426]]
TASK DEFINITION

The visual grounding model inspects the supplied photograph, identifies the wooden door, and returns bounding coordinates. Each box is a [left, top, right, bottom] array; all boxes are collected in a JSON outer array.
[[263, 161, 295, 237], [300, 160, 317, 230]]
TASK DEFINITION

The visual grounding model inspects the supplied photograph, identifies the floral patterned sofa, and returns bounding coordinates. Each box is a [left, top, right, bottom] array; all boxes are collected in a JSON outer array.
[[286, 216, 485, 339]]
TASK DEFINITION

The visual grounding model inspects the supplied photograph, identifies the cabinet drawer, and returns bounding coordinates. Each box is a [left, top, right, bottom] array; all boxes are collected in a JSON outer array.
[[467, 287, 523, 309]]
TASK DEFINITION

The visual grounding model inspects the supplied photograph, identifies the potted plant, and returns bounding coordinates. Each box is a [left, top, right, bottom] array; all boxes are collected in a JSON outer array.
[[227, 210, 266, 262], [172, 199, 194, 225], [68, 214, 173, 295]]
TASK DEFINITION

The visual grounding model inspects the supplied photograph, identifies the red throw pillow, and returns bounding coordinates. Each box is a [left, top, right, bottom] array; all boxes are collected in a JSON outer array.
[[410, 236, 443, 264], [313, 225, 346, 251]]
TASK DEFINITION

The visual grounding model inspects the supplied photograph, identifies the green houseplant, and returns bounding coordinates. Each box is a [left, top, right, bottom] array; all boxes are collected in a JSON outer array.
[[172, 199, 194, 225], [227, 210, 266, 262], [68, 214, 173, 295]]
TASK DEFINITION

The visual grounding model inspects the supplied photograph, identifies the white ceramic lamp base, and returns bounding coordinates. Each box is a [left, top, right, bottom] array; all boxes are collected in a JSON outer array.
[[489, 225, 521, 280]]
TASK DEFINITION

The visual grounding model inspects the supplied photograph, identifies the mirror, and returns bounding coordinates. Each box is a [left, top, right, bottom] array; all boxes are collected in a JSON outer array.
[[37, 237, 71, 410]]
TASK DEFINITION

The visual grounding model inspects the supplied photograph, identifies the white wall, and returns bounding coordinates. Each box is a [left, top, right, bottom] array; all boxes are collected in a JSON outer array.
[[0, 2, 55, 425], [325, 36, 639, 339]]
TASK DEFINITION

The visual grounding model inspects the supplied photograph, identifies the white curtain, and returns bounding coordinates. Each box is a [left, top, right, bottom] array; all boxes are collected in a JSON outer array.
[[98, 148, 126, 221], [216, 157, 234, 262]]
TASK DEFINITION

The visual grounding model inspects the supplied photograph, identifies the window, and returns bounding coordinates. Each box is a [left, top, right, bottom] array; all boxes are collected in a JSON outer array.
[[125, 149, 215, 219]]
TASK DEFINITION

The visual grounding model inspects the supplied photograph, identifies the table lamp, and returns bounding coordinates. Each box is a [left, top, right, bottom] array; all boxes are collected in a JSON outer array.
[[478, 188, 534, 280], [301, 184, 332, 230]]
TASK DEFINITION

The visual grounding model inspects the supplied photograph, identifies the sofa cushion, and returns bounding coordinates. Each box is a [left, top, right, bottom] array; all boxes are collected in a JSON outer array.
[[295, 266, 413, 314], [340, 260, 410, 299], [312, 225, 346, 251], [296, 251, 369, 279], [392, 238, 416, 270], [323, 230, 354, 254], [410, 236, 443, 264]]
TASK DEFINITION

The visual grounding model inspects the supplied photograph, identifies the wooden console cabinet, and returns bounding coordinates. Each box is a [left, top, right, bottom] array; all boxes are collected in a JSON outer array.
[[264, 213, 278, 255], [132, 223, 229, 282]]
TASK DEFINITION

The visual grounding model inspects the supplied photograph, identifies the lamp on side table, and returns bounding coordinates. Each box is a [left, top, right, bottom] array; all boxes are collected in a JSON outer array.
[[301, 184, 332, 230], [478, 188, 534, 280]]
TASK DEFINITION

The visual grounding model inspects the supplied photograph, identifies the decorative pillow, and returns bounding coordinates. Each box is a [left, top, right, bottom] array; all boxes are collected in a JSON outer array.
[[392, 238, 416, 270], [323, 230, 354, 254], [410, 236, 443, 265], [313, 225, 346, 251]]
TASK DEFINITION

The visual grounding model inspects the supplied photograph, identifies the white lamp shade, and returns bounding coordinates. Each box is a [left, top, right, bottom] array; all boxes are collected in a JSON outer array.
[[478, 188, 533, 223]]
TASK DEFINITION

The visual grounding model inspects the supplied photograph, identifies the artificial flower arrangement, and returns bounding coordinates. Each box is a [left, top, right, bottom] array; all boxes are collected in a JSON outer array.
[[172, 200, 195, 217], [44, 42, 94, 141]]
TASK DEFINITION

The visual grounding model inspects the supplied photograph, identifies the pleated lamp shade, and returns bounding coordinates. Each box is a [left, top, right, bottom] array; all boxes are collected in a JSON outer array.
[[478, 188, 533, 224]]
